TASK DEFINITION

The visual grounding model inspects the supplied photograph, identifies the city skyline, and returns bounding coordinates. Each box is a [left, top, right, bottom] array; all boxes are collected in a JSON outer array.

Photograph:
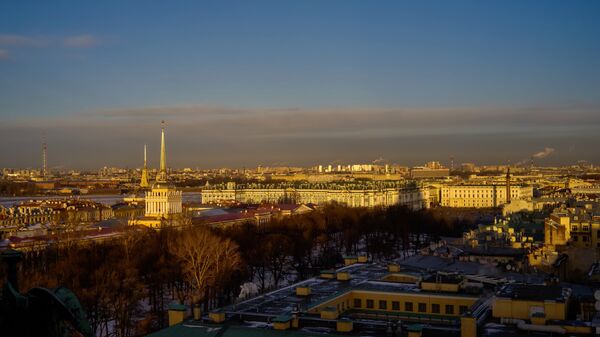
[[1, 1, 599, 168]]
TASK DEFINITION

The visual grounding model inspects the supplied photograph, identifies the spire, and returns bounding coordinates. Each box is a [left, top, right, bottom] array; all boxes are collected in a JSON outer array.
[[140, 144, 149, 188], [156, 121, 168, 183]]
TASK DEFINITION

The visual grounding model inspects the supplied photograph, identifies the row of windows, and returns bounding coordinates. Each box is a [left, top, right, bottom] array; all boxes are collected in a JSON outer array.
[[570, 225, 594, 232], [354, 299, 468, 315], [572, 235, 589, 242]]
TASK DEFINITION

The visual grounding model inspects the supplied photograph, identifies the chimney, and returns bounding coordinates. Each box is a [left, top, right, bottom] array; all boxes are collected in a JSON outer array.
[[167, 303, 187, 326]]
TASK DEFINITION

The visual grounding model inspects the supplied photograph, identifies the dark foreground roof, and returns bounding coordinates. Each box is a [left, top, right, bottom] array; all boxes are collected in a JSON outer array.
[[146, 322, 346, 337]]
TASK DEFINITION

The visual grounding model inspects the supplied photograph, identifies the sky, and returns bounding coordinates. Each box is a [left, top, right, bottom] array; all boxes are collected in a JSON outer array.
[[1, 1, 599, 169]]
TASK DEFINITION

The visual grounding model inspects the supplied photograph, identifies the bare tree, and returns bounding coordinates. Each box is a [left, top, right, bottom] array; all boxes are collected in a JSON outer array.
[[169, 227, 241, 308]]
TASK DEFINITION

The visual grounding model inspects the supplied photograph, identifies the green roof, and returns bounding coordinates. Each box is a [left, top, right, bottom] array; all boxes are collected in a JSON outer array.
[[272, 314, 293, 322], [168, 303, 187, 311], [406, 324, 424, 332]]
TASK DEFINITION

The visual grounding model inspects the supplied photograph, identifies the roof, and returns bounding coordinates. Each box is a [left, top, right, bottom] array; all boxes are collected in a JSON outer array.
[[168, 303, 187, 311], [146, 322, 346, 337], [193, 212, 255, 224], [422, 273, 463, 284], [496, 284, 569, 302]]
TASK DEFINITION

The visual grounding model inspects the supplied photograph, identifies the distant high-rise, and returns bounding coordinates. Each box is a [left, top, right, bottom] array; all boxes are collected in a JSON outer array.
[[140, 144, 149, 188]]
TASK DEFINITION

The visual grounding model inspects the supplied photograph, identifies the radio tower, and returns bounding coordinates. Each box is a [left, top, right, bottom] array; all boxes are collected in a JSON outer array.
[[42, 136, 47, 178]]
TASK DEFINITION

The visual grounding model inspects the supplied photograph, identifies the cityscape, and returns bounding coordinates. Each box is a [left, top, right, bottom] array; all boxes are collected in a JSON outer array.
[[1, 1, 600, 337]]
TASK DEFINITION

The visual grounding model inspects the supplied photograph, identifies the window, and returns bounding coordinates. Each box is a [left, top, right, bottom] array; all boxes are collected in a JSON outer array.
[[354, 299, 362, 308], [573, 235, 578, 242], [379, 300, 387, 310], [459, 305, 469, 314], [366, 299, 374, 309], [583, 236, 589, 242], [392, 301, 400, 310], [418, 303, 427, 313], [583, 225, 589, 231], [431, 304, 440, 313], [445, 305, 454, 315], [571, 225, 578, 231], [405, 302, 413, 312]]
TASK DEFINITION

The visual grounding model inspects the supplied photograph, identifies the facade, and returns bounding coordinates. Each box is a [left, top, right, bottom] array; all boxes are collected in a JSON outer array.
[[129, 123, 182, 228], [202, 182, 429, 210], [544, 203, 600, 249], [0, 199, 113, 229], [440, 184, 533, 208], [144, 186, 183, 218], [492, 284, 570, 321]]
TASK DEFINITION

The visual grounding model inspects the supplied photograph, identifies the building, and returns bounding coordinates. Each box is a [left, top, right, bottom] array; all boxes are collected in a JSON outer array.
[[129, 122, 182, 228], [147, 255, 595, 337], [0, 199, 113, 229], [440, 184, 533, 208], [202, 181, 429, 210], [544, 202, 600, 249], [149, 262, 491, 337], [493, 283, 571, 321], [410, 161, 450, 179]]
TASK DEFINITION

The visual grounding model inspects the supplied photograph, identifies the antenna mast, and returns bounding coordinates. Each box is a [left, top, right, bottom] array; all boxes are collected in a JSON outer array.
[[42, 136, 47, 178]]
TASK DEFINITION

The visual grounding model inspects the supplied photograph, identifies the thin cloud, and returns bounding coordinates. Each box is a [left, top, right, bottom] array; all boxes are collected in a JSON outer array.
[[0, 33, 102, 58], [0, 34, 49, 47], [1, 104, 598, 168], [63, 34, 101, 48], [87, 103, 600, 138]]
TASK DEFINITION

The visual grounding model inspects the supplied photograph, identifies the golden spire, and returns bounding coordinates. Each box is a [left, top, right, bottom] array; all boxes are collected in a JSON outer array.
[[156, 121, 168, 183], [140, 144, 149, 188]]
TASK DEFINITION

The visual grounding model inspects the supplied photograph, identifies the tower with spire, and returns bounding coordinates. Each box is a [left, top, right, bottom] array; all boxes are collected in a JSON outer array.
[[140, 144, 149, 189], [156, 120, 168, 183], [130, 121, 182, 228]]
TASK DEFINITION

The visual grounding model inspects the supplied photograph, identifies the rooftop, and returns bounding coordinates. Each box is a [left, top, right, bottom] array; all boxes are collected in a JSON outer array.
[[146, 322, 347, 337], [495, 284, 570, 302]]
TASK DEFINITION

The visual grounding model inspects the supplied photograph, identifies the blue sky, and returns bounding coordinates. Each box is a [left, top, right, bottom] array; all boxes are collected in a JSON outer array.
[[1, 1, 599, 169]]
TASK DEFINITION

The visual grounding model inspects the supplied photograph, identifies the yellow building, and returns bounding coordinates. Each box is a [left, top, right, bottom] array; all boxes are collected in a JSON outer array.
[[441, 184, 533, 208], [306, 272, 478, 324], [544, 203, 600, 249], [150, 261, 594, 337], [202, 182, 429, 210], [129, 122, 182, 228], [493, 284, 570, 321]]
